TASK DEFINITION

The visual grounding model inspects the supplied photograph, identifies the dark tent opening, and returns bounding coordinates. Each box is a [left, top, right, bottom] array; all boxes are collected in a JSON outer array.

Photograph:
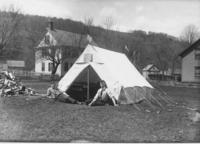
[[66, 65, 101, 102]]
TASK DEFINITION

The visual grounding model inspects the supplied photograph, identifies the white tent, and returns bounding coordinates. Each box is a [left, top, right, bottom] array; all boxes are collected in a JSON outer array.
[[58, 44, 154, 104]]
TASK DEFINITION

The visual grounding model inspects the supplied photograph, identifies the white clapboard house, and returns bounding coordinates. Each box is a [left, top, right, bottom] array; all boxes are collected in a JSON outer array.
[[35, 21, 95, 76]]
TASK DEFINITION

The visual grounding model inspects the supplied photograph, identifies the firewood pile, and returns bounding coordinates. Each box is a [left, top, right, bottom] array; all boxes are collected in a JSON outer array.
[[0, 71, 37, 97]]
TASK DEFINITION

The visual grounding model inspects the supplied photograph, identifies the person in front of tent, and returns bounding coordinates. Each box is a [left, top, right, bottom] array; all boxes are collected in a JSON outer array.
[[46, 83, 82, 104], [88, 80, 118, 106]]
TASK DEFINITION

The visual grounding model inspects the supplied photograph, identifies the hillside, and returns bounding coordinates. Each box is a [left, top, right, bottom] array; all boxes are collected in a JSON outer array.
[[0, 12, 188, 71]]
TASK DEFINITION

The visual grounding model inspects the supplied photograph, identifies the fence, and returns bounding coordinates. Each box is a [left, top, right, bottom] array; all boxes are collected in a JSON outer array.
[[148, 74, 180, 81], [149, 80, 200, 88], [12, 70, 59, 81]]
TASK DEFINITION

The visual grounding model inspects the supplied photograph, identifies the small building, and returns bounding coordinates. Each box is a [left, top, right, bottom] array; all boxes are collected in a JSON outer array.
[[35, 21, 96, 76], [7, 60, 25, 70], [0, 60, 8, 71], [142, 64, 160, 79], [0, 60, 25, 71], [179, 39, 200, 82]]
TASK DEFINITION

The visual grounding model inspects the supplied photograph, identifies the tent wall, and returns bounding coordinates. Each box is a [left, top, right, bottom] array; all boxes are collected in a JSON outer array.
[[58, 44, 154, 104], [58, 63, 89, 91]]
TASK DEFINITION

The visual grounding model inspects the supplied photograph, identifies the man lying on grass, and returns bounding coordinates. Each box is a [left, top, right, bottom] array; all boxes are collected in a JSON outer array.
[[46, 83, 82, 104], [88, 80, 118, 106]]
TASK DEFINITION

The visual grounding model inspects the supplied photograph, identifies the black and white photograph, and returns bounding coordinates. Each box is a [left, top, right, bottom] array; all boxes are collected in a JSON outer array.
[[0, 0, 199, 142]]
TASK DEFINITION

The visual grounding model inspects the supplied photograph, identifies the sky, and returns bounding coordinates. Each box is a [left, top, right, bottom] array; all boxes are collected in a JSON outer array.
[[0, 0, 200, 37]]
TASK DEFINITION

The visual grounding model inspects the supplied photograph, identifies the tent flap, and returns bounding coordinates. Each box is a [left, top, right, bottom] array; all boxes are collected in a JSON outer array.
[[58, 63, 89, 91]]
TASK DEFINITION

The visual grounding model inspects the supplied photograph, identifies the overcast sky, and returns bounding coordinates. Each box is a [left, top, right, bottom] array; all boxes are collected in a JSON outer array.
[[0, 0, 200, 37]]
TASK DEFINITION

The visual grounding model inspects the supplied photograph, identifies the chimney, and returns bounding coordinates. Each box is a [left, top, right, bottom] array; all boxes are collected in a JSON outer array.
[[48, 20, 54, 30]]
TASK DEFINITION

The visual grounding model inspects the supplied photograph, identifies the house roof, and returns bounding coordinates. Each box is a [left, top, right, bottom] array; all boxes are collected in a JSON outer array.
[[143, 64, 159, 71], [179, 38, 200, 57], [38, 28, 97, 49]]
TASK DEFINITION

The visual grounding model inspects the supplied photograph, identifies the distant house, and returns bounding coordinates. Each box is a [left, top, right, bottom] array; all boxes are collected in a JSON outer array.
[[142, 64, 160, 79], [35, 21, 96, 76], [179, 39, 200, 82]]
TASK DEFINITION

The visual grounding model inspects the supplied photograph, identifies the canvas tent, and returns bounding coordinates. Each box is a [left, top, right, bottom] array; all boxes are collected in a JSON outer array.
[[58, 44, 154, 104]]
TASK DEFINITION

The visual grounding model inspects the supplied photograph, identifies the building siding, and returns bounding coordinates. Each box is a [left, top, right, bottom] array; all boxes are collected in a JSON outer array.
[[35, 59, 61, 76], [35, 28, 90, 77], [182, 50, 195, 82], [35, 32, 62, 76]]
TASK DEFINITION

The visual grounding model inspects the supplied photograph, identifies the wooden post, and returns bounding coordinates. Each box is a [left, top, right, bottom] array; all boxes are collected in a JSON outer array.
[[87, 67, 90, 100]]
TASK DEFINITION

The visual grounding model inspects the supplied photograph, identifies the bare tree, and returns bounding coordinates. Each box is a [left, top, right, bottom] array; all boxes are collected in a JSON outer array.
[[84, 16, 93, 27], [37, 29, 71, 77], [101, 16, 118, 50], [37, 31, 86, 77], [152, 43, 169, 80], [0, 5, 21, 53], [82, 16, 94, 35], [41, 47, 62, 75], [180, 24, 200, 45], [103, 16, 115, 30], [24, 18, 46, 70]]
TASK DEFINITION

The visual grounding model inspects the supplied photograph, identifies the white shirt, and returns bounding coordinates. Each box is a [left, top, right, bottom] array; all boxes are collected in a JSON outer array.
[[92, 88, 110, 102]]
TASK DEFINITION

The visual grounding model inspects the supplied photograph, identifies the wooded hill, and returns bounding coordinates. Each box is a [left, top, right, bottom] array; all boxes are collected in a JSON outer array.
[[0, 11, 188, 72]]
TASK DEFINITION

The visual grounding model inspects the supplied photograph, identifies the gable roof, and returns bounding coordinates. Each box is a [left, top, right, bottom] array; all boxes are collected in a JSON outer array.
[[143, 64, 159, 71], [49, 29, 89, 47], [38, 28, 97, 49], [179, 38, 200, 57]]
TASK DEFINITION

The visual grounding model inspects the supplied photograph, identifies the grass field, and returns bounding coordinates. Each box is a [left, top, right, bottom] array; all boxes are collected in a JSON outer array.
[[0, 81, 199, 142]]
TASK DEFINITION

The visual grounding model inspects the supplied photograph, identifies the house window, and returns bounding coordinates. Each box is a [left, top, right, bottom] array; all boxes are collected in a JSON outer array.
[[64, 62, 68, 71], [42, 62, 45, 71], [195, 54, 200, 60], [195, 50, 200, 60], [44, 35, 50, 44], [48, 63, 53, 72], [194, 66, 200, 79]]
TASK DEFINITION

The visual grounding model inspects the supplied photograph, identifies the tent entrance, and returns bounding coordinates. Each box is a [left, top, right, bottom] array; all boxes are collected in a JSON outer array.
[[66, 65, 101, 102]]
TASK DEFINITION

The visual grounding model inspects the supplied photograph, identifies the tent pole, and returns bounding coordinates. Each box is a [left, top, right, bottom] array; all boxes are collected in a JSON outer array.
[[87, 67, 90, 100]]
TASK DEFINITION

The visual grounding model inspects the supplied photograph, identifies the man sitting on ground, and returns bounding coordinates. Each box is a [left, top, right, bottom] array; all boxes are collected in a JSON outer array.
[[88, 80, 118, 106], [46, 83, 82, 104]]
